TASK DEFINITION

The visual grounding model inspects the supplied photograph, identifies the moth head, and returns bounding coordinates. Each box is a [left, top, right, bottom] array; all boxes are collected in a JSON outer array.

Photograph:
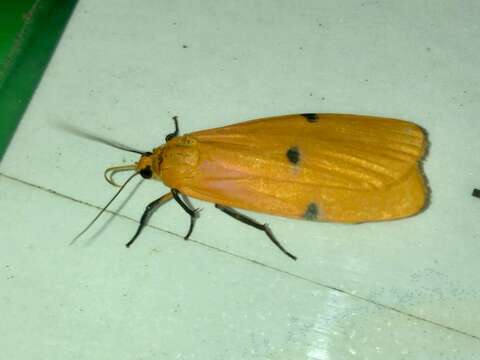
[[103, 147, 164, 187], [136, 145, 165, 181], [136, 152, 154, 179]]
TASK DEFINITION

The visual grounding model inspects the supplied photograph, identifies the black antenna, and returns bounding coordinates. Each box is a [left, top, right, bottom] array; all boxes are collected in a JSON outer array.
[[70, 172, 140, 244], [56, 123, 147, 155]]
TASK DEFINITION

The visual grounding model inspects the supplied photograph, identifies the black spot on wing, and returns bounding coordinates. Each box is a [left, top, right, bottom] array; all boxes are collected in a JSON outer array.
[[304, 203, 318, 221], [286, 146, 300, 165], [301, 113, 319, 122]]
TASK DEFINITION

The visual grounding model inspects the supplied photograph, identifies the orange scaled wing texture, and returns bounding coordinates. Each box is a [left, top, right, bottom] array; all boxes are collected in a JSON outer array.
[[160, 114, 428, 223]]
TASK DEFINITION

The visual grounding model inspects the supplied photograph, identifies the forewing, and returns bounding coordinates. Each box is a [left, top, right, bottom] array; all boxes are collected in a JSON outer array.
[[178, 114, 427, 222]]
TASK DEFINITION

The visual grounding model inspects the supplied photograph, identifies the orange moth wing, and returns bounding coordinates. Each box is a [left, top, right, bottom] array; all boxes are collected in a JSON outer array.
[[156, 114, 427, 223]]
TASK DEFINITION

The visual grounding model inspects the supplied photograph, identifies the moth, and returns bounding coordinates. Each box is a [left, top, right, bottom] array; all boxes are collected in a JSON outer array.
[[69, 113, 428, 260]]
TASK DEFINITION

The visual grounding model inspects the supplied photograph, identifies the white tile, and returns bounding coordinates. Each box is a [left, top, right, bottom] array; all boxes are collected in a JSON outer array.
[[1, 176, 479, 359]]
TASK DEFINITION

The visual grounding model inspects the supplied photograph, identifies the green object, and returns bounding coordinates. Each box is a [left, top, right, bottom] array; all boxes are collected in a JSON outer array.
[[0, 0, 77, 161]]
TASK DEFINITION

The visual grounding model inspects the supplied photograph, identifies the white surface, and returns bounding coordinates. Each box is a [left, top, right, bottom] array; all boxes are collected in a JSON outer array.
[[1, 0, 480, 358]]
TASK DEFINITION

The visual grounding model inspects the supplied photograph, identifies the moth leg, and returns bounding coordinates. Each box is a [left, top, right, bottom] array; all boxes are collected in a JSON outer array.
[[215, 204, 297, 261], [171, 189, 200, 240], [165, 116, 180, 141], [126, 192, 174, 247]]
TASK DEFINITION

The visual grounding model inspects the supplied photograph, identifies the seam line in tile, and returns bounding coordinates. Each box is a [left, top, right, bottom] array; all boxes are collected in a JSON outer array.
[[1, 171, 479, 342]]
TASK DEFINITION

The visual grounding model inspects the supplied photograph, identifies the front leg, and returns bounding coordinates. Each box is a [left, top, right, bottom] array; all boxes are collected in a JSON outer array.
[[126, 192, 174, 247]]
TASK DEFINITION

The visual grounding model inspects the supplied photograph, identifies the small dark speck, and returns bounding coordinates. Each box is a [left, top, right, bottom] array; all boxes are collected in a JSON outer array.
[[182, 44, 188, 48], [301, 113, 319, 122], [299, 46, 303, 50], [309, 92, 313, 97], [321, 97, 326, 101], [286, 146, 300, 165], [304, 203, 319, 221], [426, 47, 431, 52]]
